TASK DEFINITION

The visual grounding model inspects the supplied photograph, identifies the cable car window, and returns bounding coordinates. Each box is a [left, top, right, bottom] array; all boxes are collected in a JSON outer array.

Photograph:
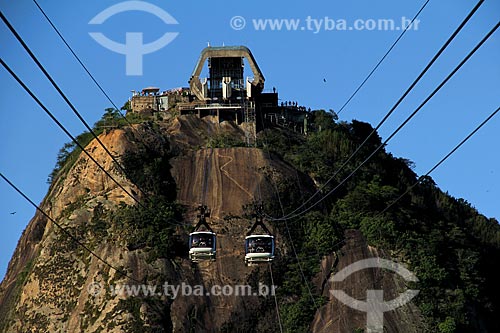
[[191, 234, 214, 248], [246, 237, 273, 253]]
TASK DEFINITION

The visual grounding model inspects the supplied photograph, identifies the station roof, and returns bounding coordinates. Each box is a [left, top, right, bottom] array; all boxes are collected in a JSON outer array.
[[142, 87, 160, 92]]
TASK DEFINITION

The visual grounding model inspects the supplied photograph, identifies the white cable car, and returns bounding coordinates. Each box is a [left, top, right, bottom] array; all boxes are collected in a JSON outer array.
[[244, 203, 275, 266], [189, 205, 216, 262], [245, 234, 275, 265], [189, 231, 216, 262]]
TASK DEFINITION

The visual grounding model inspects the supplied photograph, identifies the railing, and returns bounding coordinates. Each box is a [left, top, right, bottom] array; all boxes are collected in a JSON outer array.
[[177, 102, 254, 110]]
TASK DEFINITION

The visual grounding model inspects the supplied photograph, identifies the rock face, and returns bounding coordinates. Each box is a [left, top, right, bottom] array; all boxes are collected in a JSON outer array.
[[0, 127, 142, 332], [171, 147, 298, 219], [0, 115, 424, 332], [311, 230, 425, 333]]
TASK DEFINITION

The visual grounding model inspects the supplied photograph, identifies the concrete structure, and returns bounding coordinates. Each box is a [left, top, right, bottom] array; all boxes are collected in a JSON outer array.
[[130, 87, 190, 114], [128, 45, 309, 138], [180, 45, 280, 142], [130, 87, 159, 113], [188, 46, 265, 102]]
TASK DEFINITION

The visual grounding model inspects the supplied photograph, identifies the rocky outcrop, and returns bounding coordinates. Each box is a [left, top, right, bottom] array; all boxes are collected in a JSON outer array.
[[0, 116, 424, 332], [0, 127, 141, 332], [312, 230, 425, 333], [0, 117, 301, 332]]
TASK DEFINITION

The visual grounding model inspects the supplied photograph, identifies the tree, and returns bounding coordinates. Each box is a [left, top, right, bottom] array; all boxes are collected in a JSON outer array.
[[312, 109, 336, 131]]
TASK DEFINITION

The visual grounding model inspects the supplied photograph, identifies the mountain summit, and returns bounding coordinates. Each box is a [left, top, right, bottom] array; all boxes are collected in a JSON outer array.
[[1, 45, 499, 332]]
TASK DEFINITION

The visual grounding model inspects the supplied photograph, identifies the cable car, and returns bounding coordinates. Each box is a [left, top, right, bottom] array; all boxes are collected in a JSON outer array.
[[244, 203, 275, 266], [245, 234, 275, 265], [189, 205, 216, 262], [189, 231, 216, 262]]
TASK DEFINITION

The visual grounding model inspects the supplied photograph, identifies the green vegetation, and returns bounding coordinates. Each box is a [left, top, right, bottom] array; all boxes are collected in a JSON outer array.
[[40, 110, 180, 331], [47, 131, 94, 184], [258, 112, 500, 332], [32, 106, 500, 332], [94, 107, 145, 129], [15, 259, 35, 289], [207, 132, 246, 148], [0, 259, 36, 331], [113, 197, 183, 260], [120, 136, 177, 201], [81, 299, 101, 330], [121, 100, 132, 113], [115, 297, 146, 333], [47, 108, 146, 184]]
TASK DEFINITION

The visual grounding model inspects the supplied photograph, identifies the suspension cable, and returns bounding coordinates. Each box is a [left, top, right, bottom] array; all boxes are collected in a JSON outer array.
[[0, 58, 186, 228], [0, 11, 151, 200], [336, 0, 431, 115], [269, 262, 284, 333], [379, 105, 500, 216], [273, 19, 498, 222], [274, 0, 485, 221], [0, 171, 142, 284], [259, 111, 327, 327]]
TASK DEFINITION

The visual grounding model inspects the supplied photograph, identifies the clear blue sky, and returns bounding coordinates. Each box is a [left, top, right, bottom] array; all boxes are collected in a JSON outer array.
[[1, 0, 498, 280]]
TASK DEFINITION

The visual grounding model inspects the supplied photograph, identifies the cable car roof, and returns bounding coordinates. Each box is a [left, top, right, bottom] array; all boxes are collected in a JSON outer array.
[[245, 234, 274, 239], [190, 231, 216, 235]]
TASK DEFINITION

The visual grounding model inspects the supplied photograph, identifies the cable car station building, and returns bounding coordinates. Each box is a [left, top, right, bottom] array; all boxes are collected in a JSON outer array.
[[129, 46, 279, 132]]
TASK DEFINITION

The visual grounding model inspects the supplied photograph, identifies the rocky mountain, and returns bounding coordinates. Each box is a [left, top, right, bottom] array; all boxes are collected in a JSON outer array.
[[1, 113, 499, 332]]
